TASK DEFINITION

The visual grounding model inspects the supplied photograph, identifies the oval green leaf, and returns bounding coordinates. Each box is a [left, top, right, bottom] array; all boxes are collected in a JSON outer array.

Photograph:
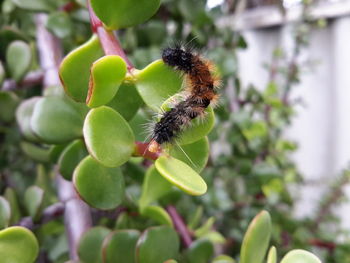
[[91, 0, 160, 29], [24, 185, 44, 221], [78, 226, 110, 263], [58, 139, 88, 180], [141, 205, 173, 226], [30, 96, 88, 144], [0, 197, 11, 229], [83, 106, 134, 167], [102, 230, 140, 263], [4, 188, 21, 224], [46, 11, 73, 39], [73, 156, 125, 210], [136, 226, 180, 263], [267, 246, 277, 263], [0, 226, 39, 263], [135, 59, 182, 110], [240, 210, 272, 263], [280, 250, 321, 263], [12, 0, 56, 11], [169, 137, 209, 173], [186, 238, 214, 263], [0, 61, 5, 86], [6, 40, 32, 82], [212, 255, 236, 263], [16, 97, 40, 141], [155, 155, 207, 196], [59, 35, 103, 102], [87, 55, 127, 108], [0, 91, 19, 123]]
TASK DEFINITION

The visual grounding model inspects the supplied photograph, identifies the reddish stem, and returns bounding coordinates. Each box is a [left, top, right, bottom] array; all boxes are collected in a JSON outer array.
[[134, 142, 161, 160], [309, 239, 336, 252], [87, 0, 134, 70], [166, 205, 193, 248], [60, 1, 78, 13]]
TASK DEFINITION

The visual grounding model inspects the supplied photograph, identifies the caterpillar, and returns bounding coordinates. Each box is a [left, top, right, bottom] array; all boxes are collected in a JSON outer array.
[[148, 45, 220, 153]]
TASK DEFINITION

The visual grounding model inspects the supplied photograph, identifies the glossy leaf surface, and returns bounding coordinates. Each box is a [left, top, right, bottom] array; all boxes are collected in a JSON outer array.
[[141, 205, 173, 226], [86, 55, 127, 108], [83, 106, 134, 167], [59, 35, 103, 102], [91, 0, 161, 29], [186, 238, 214, 263], [280, 250, 321, 263], [16, 97, 40, 141], [0, 197, 10, 229], [24, 185, 44, 220], [136, 226, 179, 263], [155, 156, 207, 196], [6, 40, 32, 82], [74, 156, 125, 210], [0, 91, 19, 122], [267, 246, 277, 263], [0, 226, 39, 263]]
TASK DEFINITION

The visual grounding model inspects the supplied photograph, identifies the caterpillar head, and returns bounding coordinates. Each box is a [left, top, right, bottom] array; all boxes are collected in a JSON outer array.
[[162, 47, 193, 73]]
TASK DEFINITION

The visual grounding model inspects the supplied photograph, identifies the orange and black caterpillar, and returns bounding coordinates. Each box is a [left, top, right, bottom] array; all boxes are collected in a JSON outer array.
[[149, 46, 220, 152]]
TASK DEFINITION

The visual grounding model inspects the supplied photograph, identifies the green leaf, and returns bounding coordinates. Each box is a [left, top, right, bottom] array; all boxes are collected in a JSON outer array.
[[141, 205, 173, 226], [0, 61, 5, 86], [169, 137, 209, 173], [16, 97, 40, 141], [0, 197, 11, 229], [73, 156, 125, 210], [0, 91, 19, 122], [107, 83, 143, 121], [49, 143, 69, 163], [59, 35, 104, 102], [139, 165, 173, 210], [30, 96, 88, 144], [58, 139, 88, 180], [11, 0, 56, 11], [78, 226, 110, 263], [46, 11, 73, 38], [83, 106, 134, 167], [240, 210, 272, 263], [186, 238, 214, 263], [24, 185, 44, 221], [87, 55, 127, 108], [135, 59, 182, 110], [267, 246, 277, 263], [160, 94, 215, 145], [102, 230, 140, 263], [6, 40, 32, 82], [4, 188, 21, 224], [280, 250, 321, 263], [136, 226, 180, 263], [20, 141, 50, 162], [155, 155, 207, 196], [194, 217, 215, 237], [0, 226, 39, 263], [91, 0, 161, 29]]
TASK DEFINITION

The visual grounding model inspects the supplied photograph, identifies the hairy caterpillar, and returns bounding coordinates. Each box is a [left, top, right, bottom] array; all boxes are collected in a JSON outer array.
[[148, 46, 220, 153]]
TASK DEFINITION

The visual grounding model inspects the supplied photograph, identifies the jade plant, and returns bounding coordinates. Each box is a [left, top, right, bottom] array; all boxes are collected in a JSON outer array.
[[0, 0, 338, 262]]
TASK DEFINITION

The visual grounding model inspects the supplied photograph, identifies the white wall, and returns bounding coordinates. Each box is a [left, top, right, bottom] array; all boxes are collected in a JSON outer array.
[[236, 16, 350, 226]]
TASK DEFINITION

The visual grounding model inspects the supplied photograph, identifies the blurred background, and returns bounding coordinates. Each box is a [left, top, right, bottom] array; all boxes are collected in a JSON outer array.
[[1, 0, 350, 262]]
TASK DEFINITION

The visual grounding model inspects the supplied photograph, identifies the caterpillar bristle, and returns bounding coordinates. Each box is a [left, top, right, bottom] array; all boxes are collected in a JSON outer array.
[[150, 45, 221, 151]]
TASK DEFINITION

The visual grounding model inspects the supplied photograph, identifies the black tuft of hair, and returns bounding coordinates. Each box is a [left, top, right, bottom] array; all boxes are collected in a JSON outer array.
[[162, 47, 193, 73]]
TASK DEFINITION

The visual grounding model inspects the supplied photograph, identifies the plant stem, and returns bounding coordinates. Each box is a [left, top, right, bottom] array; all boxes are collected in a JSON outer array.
[[134, 142, 161, 160], [2, 70, 43, 91], [87, 0, 134, 70], [166, 205, 192, 248]]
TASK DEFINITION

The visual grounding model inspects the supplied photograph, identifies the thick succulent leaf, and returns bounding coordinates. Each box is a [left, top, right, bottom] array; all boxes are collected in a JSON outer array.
[[11, 0, 56, 11], [20, 142, 50, 162], [59, 35, 104, 102], [4, 188, 21, 224], [155, 155, 207, 196], [267, 246, 277, 263], [46, 11, 73, 38], [30, 96, 88, 144], [280, 250, 321, 263], [0, 61, 5, 86], [87, 55, 127, 108], [139, 165, 172, 210], [0, 226, 39, 263], [6, 40, 32, 82], [16, 97, 40, 141], [73, 156, 125, 210], [169, 137, 209, 173], [212, 255, 236, 263], [141, 205, 173, 226], [83, 106, 134, 167], [49, 143, 69, 163], [58, 139, 88, 180], [240, 210, 272, 263], [160, 95, 215, 145], [136, 226, 180, 263], [0, 91, 19, 122], [186, 238, 214, 263], [102, 230, 140, 263], [0, 197, 11, 229], [107, 83, 143, 121], [78, 226, 110, 263], [24, 186, 44, 221], [91, 0, 161, 29], [135, 59, 182, 110]]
